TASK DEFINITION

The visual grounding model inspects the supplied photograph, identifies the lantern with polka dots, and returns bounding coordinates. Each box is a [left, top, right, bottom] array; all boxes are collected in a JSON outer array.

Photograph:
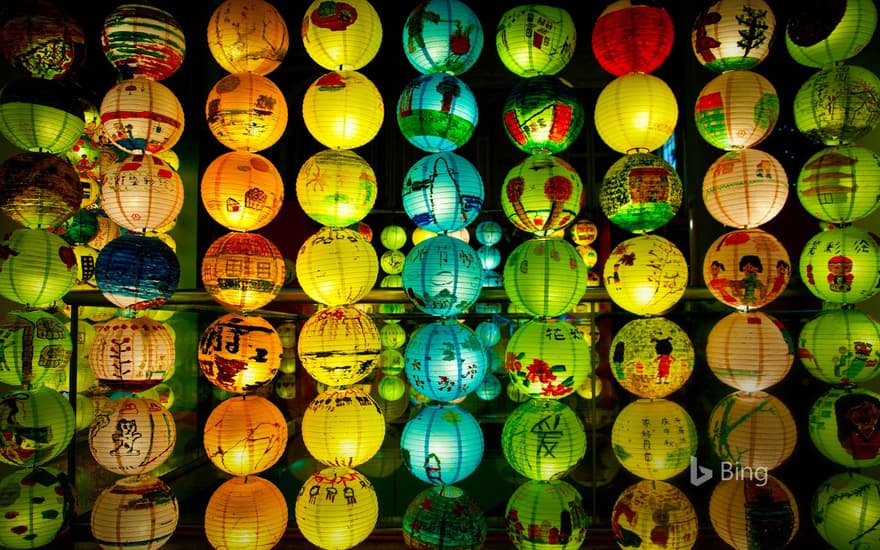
[[0, 467, 76, 550]]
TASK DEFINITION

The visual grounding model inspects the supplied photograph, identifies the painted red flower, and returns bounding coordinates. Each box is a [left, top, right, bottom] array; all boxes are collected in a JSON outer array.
[[505, 352, 522, 373], [541, 381, 572, 397], [525, 359, 556, 384]]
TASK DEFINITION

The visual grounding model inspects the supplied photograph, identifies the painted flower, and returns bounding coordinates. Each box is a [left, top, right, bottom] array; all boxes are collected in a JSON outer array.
[[525, 359, 556, 384]]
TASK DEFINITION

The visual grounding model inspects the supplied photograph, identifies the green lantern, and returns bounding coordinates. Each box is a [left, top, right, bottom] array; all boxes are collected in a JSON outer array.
[[610, 317, 694, 399], [812, 472, 880, 549], [0, 386, 74, 468], [505, 318, 591, 400], [397, 73, 478, 152], [809, 385, 880, 468], [0, 77, 84, 154], [786, 0, 878, 67], [295, 149, 377, 227], [0, 310, 72, 387], [798, 307, 880, 384], [501, 399, 586, 480], [503, 238, 587, 318], [402, 485, 486, 550], [600, 152, 682, 234], [611, 398, 698, 480], [709, 390, 797, 471], [495, 5, 576, 77], [797, 146, 880, 224], [0, 228, 76, 308], [504, 479, 589, 549], [799, 225, 880, 304], [794, 64, 880, 146], [502, 75, 584, 155], [0, 467, 76, 550], [501, 155, 584, 237]]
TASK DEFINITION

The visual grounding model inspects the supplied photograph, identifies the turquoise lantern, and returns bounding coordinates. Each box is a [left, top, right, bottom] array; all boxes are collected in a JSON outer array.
[[402, 152, 484, 233], [404, 319, 488, 402], [403, 0, 484, 75], [502, 76, 584, 155], [402, 234, 483, 317], [397, 73, 478, 152], [96, 234, 180, 310], [475, 220, 503, 245], [400, 403, 484, 485]]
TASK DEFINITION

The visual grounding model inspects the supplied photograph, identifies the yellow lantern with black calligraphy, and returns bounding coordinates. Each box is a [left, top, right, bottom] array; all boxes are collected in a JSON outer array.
[[206, 72, 288, 152], [295, 467, 378, 550], [203, 394, 287, 476], [603, 234, 688, 316], [501, 399, 586, 481], [610, 317, 694, 399], [706, 311, 794, 392], [88, 396, 175, 476], [611, 398, 698, 480], [201, 151, 284, 232], [302, 387, 385, 467], [207, 0, 289, 75], [197, 313, 282, 394], [296, 226, 378, 306], [298, 306, 380, 387], [611, 479, 698, 550], [799, 225, 880, 304], [205, 476, 288, 550]]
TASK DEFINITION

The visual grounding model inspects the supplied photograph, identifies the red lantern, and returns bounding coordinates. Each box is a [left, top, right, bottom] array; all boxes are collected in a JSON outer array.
[[592, 0, 674, 76]]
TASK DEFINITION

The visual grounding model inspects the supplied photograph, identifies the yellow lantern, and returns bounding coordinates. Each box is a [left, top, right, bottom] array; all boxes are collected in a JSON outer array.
[[295, 467, 378, 550], [0, 228, 76, 308], [296, 149, 377, 227], [99, 77, 184, 155], [611, 479, 698, 550], [298, 305, 380, 387], [611, 398, 698, 480], [100, 154, 184, 233], [610, 317, 694, 399], [302, 70, 384, 150], [207, 0, 289, 75], [706, 311, 794, 392], [709, 476, 799, 550], [694, 70, 779, 150], [206, 72, 288, 152], [703, 148, 788, 229], [594, 72, 678, 154], [603, 234, 688, 316], [204, 476, 288, 550], [495, 5, 576, 77], [88, 396, 176, 476], [302, 387, 385, 467], [709, 390, 797, 471], [201, 231, 286, 312], [302, 0, 382, 70], [90, 475, 179, 550], [203, 394, 288, 476], [295, 226, 378, 306], [197, 313, 283, 394], [691, 0, 776, 72], [200, 151, 285, 232], [0, 310, 71, 387], [90, 315, 175, 393], [0, 466, 76, 550], [797, 146, 880, 224], [502, 238, 587, 318]]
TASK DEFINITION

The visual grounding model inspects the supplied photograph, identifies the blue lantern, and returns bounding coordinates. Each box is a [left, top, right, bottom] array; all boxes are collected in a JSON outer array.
[[402, 234, 483, 317], [96, 233, 180, 310], [398, 73, 478, 152], [402, 152, 484, 233], [475, 320, 501, 346], [475, 220, 503, 245], [474, 374, 502, 401], [477, 245, 501, 270], [403, 0, 484, 75], [404, 319, 488, 402], [400, 403, 484, 485]]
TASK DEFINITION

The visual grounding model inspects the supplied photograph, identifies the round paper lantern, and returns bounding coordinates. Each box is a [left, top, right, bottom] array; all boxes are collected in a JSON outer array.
[[612, 398, 698, 480], [797, 146, 880, 224], [610, 317, 694, 399], [475, 220, 502, 246], [694, 70, 779, 150], [295, 226, 378, 306], [65, 135, 101, 174], [90, 475, 178, 550], [600, 152, 682, 234], [202, 231, 285, 311], [477, 245, 500, 270], [403, 485, 485, 549], [298, 306, 380, 387], [380, 249, 405, 275], [403, 0, 483, 75], [88, 214, 122, 251], [475, 374, 502, 401], [809, 386, 880, 468], [503, 238, 586, 318], [302, 0, 381, 70], [302, 70, 384, 150], [501, 155, 583, 236], [378, 373, 406, 401], [703, 148, 788, 228], [302, 387, 385, 467], [401, 234, 482, 317], [398, 73, 478, 153], [71, 244, 97, 289], [54, 208, 98, 245], [594, 72, 678, 154], [794, 65, 880, 146], [691, 0, 776, 72], [379, 349, 404, 375], [200, 151, 284, 231], [501, 399, 586, 481], [709, 476, 798, 550], [706, 311, 794, 392], [95, 234, 180, 310], [88, 396, 175, 475], [799, 225, 880, 304], [0, 2, 86, 80], [495, 5, 576, 77], [505, 318, 591, 400], [798, 307, 880, 384], [502, 75, 584, 155], [0, 467, 75, 550], [207, 0, 289, 75], [611, 479, 698, 550], [101, 4, 185, 80], [0, 387, 74, 468], [786, 0, 878, 67], [404, 319, 487, 402], [0, 151, 81, 228], [504, 479, 589, 550], [569, 219, 598, 246], [90, 315, 174, 392], [100, 154, 183, 233], [0, 228, 76, 308], [295, 467, 378, 550], [205, 476, 288, 550], [0, 77, 84, 154], [703, 229, 791, 310], [402, 152, 484, 233], [296, 149, 376, 227], [197, 313, 282, 394], [603, 234, 688, 316], [380, 224, 407, 250], [203, 394, 287, 476], [592, 0, 674, 76], [206, 72, 288, 152], [401, 403, 483, 485], [709, 390, 797, 470], [0, 310, 71, 387], [100, 77, 184, 155], [812, 472, 880, 549]]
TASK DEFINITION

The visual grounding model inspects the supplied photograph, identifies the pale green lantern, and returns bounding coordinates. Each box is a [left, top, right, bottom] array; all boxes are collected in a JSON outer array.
[[812, 472, 880, 549], [505, 318, 591, 400], [808, 385, 880, 468], [504, 479, 589, 549], [798, 307, 880, 384], [503, 238, 587, 318], [501, 399, 586, 480], [797, 146, 880, 224], [786, 0, 877, 67], [794, 65, 880, 145]]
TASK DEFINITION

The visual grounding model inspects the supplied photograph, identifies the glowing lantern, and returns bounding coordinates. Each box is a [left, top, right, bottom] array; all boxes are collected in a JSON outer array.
[[88, 396, 175, 475], [90, 315, 174, 392], [203, 395, 287, 476], [302, 71, 384, 150], [495, 5, 576, 77], [0, 310, 71, 387], [397, 73, 477, 153], [54, 209, 98, 245], [612, 398, 697, 480], [197, 313, 282, 394], [0, 3, 86, 80], [202, 231, 286, 312], [709, 476, 798, 550], [88, 214, 121, 251], [0, 387, 74, 468], [205, 476, 288, 550], [0, 467, 75, 550], [0, 228, 76, 308], [501, 399, 585, 481], [101, 4, 185, 80], [378, 374, 406, 401], [709, 390, 797, 470], [475, 375, 502, 401], [379, 349, 405, 375], [592, 0, 674, 76], [798, 307, 880, 384], [502, 75, 584, 155], [600, 152, 682, 234], [403, 0, 483, 75], [809, 386, 880, 468], [380, 250, 405, 275], [296, 149, 376, 227], [691, 0, 776, 72], [206, 72, 288, 152], [401, 404, 483, 485], [594, 72, 678, 154], [504, 479, 589, 549], [794, 65, 880, 146], [0, 77, 84, 154], [786, 0, 878, 67], [694, 70, 779, 150], [380, 225, 407, 250], [610, 317, 694, 399], [477, 245, 500, 271], [799, 225, 880, 304], [295, 227, 378, 306], [200, 151, 284, 232], [505, 318, 591, 400], [207, 0, 289, 75], [475, 220, 502, 245], [403, 485, 485, 549], [402, 152, 483, 233], [100, 77, 184, 155], [95, 234, 180, 310], [603, 234, 688, 316], [295, 467, 378, 550], [302, 387, 385, 467], [80, 174, 100, 209], [706, 311, 794, 392], [503, 238, 586, 318], [90, 475, 178, 550], [0, 151, 81, 228], [703, 148, 788, 228], [401, 234, 482, 317], [797, 146, 880, 224], [501, 155, 583, 236], [404, 319, 487, 402], [812, 472, 880, 549], [302, 0, 381, 70], [611, 480, 698, 550], [101, 154, 183, 233], [65, 135, 101, 174], [298, 306, 380, 387]]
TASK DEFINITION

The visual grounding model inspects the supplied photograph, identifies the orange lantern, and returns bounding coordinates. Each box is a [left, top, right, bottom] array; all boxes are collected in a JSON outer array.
[[709, 476, 799, 549], [206, 72, 288, 152], [709, 390, 797, 471], [90, 315, 175, 393], [203, 394, 288, 476], [200, 151, 284, 232], [703, 228, 791, 309], [703, 148, 788, 228], [88, 396, 176, 476], [706, 311, 794, 392], [201, 231, 286, 312], [198, 313, 283, 394], [204, 476, 288, 550], [99, 77, 184, 155], [207, 0, 289, 75], [298, 306, 380, 387]]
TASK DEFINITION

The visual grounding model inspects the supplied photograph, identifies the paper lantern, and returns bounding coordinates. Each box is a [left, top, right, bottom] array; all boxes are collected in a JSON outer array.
[[90, 475, 178, 550], [505, 318, 591, 400], [0, 2, 86, 80], [401, 234, 482, 316], [88, 214, 122, 251], [603, 234, 688, 316], [0, 228, 76, 308], [401, 403, 483, 485], [202, 231, 285, 312], [296, 149, 376, 227], [0, 467, 75, 550], [611, 479, 698, 550], [694, 70, 779, 150], [809, 386, 880, 468], [203, 394, 287, 476], [0, 77, 84, 154], [88, 396, 175, 475], [703, 229, 791, 310], [54, 208, 98, 245], [786, 0, 878, 67], [402, 152, 483, 233], [380, 225, 407, 250], [706, 311, 794, 392], [474, 374, 502, 401], [302, 0, 381, 70], [0, 310, 71, 387], [799, 225, 880, 304], [0, 151, 81, 228], [709, 390, 797, 470], [302, 387, 385, 467], [397, 73, 477, 153], [200, 151, 284, 232], [504, 479, 589, 550], [101, 4, 185, 80], [812, 472, 880, 549], [610, 317, 694, 399], [475, 220, 502, 246], [378, 374, 406, 401], [503, 238, 586, 318], [403, 0, 483, 75], [65, 135, 102, 174], [404, 319, 487, 402], [502, 75, 584, 155], [379, 349, 405, 375], [592, 0, 674, 76], [207, 0, 289, 75], [205, 476, 287, 550], [71, 243, 99, 289], [295, 226, 378, 306], [402, 485, 485, 549], [594, 73, 678, 154], [90, 315, 175, 392], [79, 175, 100, 210], [495, 5, 576, 77], [100, 77, 184, 155], [501, 155, 583, 236], [197, 313, 282, 394], [206, 72, 288, 152], [709, 476, 798, 550], [501, 399, 585, 481], [295, 467, 378, 550], [298, 306, 380, 387], [794, 65, 880, 146], [611, 398, 698, 480], [600, 152, 682, 234], [302, 70, 384, 150], [798, 307, 880, 384], [797, 146, 880, 224], [703, 148, 788, 228], [0, 387, 74, 468], [477, 245, 500, 271], [100, 154, 183, 233], [691, 0, 776, 72], [380, 249, 405, 275], [95, 234, 180, 310]]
